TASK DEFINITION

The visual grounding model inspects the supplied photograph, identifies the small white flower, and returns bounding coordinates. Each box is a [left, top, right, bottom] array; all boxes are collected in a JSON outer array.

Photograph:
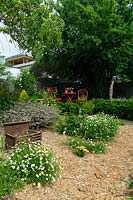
[[37, 182, 41, 188], [31, 164, 35, 168], [36, 174, 39, 178]]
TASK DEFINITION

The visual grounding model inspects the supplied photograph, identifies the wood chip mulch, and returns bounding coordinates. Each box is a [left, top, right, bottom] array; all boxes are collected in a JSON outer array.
[[14, 120, 133, 200]]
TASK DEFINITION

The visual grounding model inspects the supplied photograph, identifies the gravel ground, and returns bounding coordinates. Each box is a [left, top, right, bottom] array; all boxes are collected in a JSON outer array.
[[14, 120, 133, 200]]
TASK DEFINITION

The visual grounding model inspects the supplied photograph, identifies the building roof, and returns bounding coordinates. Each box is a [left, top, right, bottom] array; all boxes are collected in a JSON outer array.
[[6, 53, 33, 62], [5, 53, 35, 69]]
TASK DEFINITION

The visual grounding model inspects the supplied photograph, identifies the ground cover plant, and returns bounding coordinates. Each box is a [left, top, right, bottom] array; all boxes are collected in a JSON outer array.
[[0, 101, 58, 128], [66, 137, 106, 157], [0, 157, 23, 200], [57, 114, 121, 141], [6, 142, 60, 185], [57, 113, 121, 156], [0, 141, 61, 199]]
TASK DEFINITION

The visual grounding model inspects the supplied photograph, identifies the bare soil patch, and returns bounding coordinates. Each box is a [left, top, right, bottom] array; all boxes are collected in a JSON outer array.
[[14, 121, 133, 200]]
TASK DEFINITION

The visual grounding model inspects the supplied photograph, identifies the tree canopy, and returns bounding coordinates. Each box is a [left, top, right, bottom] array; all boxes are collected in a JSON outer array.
[[0, 0, 64, 60], [0, 0, 132, 97], [32, 0, 133, 96]]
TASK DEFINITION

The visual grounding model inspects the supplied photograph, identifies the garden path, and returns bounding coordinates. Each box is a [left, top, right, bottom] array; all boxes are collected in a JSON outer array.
[[14, 121, 133, 200]]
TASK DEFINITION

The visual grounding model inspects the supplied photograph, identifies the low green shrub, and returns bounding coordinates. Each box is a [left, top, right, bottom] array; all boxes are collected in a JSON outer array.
[[57, 102, 80, 115], [80, 101, 95, 115], [56, 114, 81, 136], [0, 71, 16, 111], [0, 85, 16, 111], [57, 101, 95, 115], [90, 98, 110, 114], [19, 89, 30, 101], [0, 97, 12, 111], [91, 98, 133, 120], [80, 114, 121, 141], [0, 157, 23, 199], [67, 137, 106, 155], [57, 114, 121, 142], [6, 142, 60, 186], [0, 101, 58, 128]]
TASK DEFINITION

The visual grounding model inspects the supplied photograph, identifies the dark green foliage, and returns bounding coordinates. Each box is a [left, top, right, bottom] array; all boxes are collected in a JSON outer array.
[[91, 98, 133, 120], [56, 115, 81, 136], [0, 97, 12, 111], [0, 157, 23, 200], [57, 102, 80, 114], [33, 0, 133, 97], [57, 101, 95, 115], [73, 148, 85, 157], [80, 101, 95, 115], [129, 178, 133, 190], [0, 66, 17, 111], [14, 69, 37, 96]]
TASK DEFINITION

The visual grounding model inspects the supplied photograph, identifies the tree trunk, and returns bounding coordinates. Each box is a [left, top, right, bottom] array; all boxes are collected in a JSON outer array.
[[109, 80, 114, 101]]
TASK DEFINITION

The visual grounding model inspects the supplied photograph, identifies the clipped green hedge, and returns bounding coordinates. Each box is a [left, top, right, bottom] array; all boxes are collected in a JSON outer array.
[[56, 101, 94, 115], [57, 102, 80, 114], [91, 98, 133, 120], [57, 98, 133, 120]]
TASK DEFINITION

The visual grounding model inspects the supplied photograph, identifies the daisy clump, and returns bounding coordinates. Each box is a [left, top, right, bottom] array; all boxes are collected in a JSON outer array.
[[6, 142, 60, 186]]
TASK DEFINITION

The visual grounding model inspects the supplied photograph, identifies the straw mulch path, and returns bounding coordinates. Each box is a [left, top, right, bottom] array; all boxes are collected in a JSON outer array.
[[14, 120, 133, 200]]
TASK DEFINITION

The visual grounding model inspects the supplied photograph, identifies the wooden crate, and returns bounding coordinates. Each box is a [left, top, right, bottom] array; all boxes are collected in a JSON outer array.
[[5, 130, 42, 148], [3, 121, 30, 137]]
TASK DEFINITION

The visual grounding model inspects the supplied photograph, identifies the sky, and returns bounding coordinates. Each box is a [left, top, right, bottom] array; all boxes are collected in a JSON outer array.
[[0, 32, 22, 77], [0, 32, 21, 57]]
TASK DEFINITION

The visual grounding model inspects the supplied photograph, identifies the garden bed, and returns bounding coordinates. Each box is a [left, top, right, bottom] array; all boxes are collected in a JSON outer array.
[[14, 120, 133, 200]]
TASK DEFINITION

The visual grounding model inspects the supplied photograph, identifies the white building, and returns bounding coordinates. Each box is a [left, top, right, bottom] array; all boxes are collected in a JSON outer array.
[[6, 53, 35, 69], [0, 52, 5, 64]]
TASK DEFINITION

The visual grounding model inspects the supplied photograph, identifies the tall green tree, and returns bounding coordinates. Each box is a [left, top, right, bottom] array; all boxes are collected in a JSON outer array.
[[14, 69, 37, 96], [33, 0, 133, 97], [0, 0, 64, 60]]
